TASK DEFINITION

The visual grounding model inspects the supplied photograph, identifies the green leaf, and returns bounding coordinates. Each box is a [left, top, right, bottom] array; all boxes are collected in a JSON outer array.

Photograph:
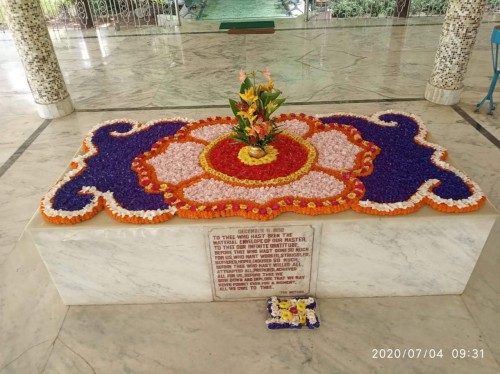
[[240, 77, 253, 94], [274, 98, 286, 106], [278, 98, 287, 107], [257, 97, 264, 114], [228, 136, 249, 144], [229, 99, 241, 116], [266, 98, 286, 117], [261, 91, 281, 104], [231, 114, 250, 133]]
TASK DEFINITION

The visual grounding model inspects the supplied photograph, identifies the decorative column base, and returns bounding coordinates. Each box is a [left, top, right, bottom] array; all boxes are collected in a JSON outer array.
[[425, 82, 463, 106], [36, 96, 74, 119]]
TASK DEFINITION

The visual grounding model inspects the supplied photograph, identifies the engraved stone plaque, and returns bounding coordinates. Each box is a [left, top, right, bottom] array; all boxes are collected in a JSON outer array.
[[208, 225, 315, 300]]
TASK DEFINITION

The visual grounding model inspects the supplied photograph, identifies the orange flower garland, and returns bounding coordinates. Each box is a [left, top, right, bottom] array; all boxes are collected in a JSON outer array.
[[134, 113, 380, 221]]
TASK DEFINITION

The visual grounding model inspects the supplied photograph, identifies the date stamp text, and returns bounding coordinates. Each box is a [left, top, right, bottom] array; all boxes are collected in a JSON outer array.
[[371, 348, 485, 359]]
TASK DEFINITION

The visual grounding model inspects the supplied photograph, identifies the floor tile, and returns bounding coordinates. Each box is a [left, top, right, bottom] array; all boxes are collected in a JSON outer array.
[[0, 234, 67, 373], [463, 218, 500, 363], [42, 296, 500, 374]]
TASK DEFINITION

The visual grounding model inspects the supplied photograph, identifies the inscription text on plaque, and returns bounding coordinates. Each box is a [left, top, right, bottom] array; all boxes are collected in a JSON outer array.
[[208, 225, 315, 299]]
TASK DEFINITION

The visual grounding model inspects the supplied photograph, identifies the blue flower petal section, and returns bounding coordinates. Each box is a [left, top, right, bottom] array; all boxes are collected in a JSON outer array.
[[319, 112, 474, 204], [46, 120, 186, 223]]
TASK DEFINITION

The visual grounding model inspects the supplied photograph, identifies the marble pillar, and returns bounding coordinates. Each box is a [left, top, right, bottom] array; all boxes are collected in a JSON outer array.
[[2, 0, 74, 119], [425, 0, 487, 105]]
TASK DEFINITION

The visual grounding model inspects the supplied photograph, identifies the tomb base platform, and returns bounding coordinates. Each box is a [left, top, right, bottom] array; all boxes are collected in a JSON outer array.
[[28, 202, 498, 305]]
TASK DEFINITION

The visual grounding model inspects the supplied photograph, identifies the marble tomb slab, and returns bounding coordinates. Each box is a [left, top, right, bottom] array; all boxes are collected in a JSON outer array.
[[27, 201, 498, 305]]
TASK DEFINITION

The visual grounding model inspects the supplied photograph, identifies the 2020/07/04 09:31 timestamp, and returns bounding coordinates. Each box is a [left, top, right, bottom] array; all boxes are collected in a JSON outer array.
[[372, 348, 485, 359]]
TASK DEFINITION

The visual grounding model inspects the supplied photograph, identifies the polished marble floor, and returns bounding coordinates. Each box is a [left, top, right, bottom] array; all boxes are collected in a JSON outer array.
[[0, 16, 499, 373]]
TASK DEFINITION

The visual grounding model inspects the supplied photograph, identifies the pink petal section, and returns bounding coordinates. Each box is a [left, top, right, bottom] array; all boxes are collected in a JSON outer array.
[[182, 171, 345, 205], [189, 124, 234, 142], [279, 119, 310, 136], [148, 142, 204, 185], [308, 130, 362, 170]]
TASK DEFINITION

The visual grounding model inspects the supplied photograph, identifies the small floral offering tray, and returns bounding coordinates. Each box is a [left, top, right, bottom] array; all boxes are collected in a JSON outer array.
[[266, 296, 320, 330]]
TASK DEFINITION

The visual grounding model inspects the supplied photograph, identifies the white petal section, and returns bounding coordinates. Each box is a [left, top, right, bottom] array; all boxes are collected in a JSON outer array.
[[308, 130, 362, 170], [279, 119, 311, 136], [183, 171, 345, 204], [147, 142, 204, 185], [189, 124, 234, 142]]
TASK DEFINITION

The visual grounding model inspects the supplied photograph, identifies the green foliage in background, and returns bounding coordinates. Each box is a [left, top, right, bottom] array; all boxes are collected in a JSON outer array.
[[328, 0, 499, 18], [40, 0, 72, 18], [328, 0, 389, 19], [1, 0, 499, 25], [0, 0, 69, 21], [410, 0, 448, 15], [489, 0, 500, 8], [329, 0, 452, 18], [88, 0, 165, 14]]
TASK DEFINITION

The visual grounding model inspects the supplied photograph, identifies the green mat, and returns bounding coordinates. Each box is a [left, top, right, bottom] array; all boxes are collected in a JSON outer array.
[[219, 21, 275, 30]]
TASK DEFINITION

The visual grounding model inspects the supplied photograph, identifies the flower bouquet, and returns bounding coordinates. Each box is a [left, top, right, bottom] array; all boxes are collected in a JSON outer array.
[[266, 296, 320, 329], [229, 68, 286, 158]]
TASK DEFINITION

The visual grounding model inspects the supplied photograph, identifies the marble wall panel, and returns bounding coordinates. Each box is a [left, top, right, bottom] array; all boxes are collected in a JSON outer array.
[[317, 212, 497, 297], [31, 226, 214, 305], [29, 202, 497, 305]]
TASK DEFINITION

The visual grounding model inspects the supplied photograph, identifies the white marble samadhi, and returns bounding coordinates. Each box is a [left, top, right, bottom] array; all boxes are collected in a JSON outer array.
[[28, 200, 498, 304]]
